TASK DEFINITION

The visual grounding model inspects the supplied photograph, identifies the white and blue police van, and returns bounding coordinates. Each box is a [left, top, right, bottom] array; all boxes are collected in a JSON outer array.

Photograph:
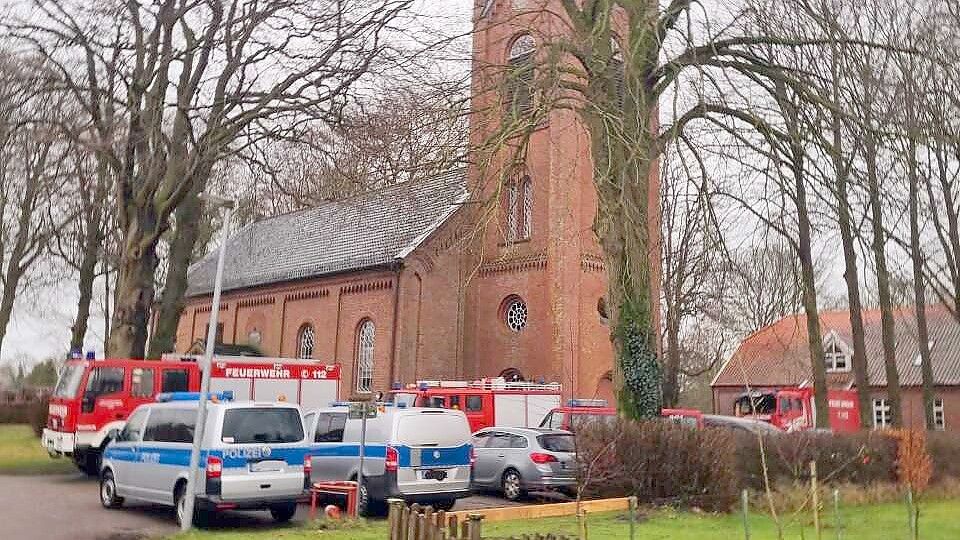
[[303, 404, 474, 515], [99, 392, 312, 526]]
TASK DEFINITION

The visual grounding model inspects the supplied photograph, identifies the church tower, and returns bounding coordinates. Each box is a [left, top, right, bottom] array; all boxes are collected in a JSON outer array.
[[462, 0, 616, 400]]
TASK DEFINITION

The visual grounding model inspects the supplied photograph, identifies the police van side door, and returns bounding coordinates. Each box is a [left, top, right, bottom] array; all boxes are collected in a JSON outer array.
[[309, 412, 350, 481], [139, 408, 196, 504], [109, 407, 149, 498]]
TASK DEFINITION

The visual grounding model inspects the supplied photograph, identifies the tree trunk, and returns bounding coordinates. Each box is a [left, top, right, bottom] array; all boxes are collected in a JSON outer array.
[[107, 216, 160, 359], [148, 189, 202, 358], [793, 146, 829, 429], [908, 129, 936, 430], [865, 131, 903, 427], [831, 122, 872, 429], [662, 310, 681, 407], [70, 207, 104, 352]]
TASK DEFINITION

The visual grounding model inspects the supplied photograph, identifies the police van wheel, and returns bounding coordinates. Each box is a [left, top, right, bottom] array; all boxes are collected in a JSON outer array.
[[501, 469, 525, 501], [174, 484, 208, 528], [356, 483, 384, 517], [270, 503, 297, 523], [100, 470, 123, 508]]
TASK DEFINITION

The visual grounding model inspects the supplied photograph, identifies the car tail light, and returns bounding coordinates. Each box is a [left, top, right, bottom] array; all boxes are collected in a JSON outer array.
[[206, 456, 223, 479], [470, 448, 477, 468], [385, 446, 399, 472], [529, 452, 557, 464], [304, 455, 312, 475]]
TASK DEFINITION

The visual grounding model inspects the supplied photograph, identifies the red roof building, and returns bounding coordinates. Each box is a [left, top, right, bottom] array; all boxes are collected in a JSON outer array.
[[711, 305, 960, 430]]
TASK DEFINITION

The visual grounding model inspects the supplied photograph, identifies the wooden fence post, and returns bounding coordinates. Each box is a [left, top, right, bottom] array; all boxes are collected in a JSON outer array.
[[741, 489, 750, 540], [388, 499, 404, 540], [467, 513, 484, 540], [810, 461, 821, 540], [448, 514, 459, 539]]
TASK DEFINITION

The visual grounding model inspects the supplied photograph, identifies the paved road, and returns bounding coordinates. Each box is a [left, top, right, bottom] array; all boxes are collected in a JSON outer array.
[[0, 473, 558, 540]]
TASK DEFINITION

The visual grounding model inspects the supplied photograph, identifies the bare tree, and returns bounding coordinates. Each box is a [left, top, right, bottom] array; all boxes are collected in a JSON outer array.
[[11, 0, 417, 358], [0, 53, 74, 355]]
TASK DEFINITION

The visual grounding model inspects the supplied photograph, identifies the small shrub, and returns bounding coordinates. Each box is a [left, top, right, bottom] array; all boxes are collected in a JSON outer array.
[[926, 432, 960, 481], [576, 419, 739, 511], [0, 403, 34, 424], [28, 397, 49, 436]]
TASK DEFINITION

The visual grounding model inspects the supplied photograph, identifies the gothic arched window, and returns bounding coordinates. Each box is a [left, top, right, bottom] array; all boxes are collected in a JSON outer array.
[[505, 174, 532, 241], [355, 320, 375, 393], [507, 35, 536, 116], [520, 176, 532, 239], [297, 324, 315, 359]]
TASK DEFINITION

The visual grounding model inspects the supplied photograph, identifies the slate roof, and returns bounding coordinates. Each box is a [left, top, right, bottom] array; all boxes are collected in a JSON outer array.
[[711, 304, 960, 388], [186, 169, 469, 297]]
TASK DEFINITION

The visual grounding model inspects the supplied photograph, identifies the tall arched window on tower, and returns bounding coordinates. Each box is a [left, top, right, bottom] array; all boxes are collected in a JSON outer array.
[[507, 182, 519, 240], [297, 324, 315, 359], [355, 320, 375, 393], [507, 35, 536, 116], [520, 175, 533, 238], [609, 38, 625, 110]]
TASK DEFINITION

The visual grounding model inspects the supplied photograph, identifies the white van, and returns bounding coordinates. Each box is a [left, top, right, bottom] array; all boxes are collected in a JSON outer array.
[[304, 405, 473, 515], [100, 393, 311, 526]]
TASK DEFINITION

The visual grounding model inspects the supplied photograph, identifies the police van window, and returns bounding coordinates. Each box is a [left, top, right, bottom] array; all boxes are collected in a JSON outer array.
[[119, 408, 149, 442], [161, 369, 190, 392], [466, 395, 483, 412], [143, 408, 196, 443], [314, 412, 347, 443], [509, 434, 528, 448], [222, 408, 304, 444], [131, 368, 155, 398]]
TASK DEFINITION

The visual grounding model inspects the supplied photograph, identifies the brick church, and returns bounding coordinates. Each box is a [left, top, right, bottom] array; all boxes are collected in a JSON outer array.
[[176, 0, 658, 401]]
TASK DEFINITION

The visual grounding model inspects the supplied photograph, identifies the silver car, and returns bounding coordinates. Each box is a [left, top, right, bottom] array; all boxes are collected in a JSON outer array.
[[470, 427, 576, 501]]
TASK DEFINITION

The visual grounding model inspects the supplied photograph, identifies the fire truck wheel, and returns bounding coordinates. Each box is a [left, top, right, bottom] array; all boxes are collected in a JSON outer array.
[[99, 470, 123, 508], [270, 502, 298, 523], [501, 469, 525, 501]]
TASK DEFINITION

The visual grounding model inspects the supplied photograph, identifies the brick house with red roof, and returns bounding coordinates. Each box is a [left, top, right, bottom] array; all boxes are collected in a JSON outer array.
[[711, 305, 960, 431], [173, 0, 659, 402]]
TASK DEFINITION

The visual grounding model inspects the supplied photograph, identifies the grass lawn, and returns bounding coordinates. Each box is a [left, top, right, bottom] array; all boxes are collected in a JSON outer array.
[[0, 424, 74, 475], [172, 498, 960, 540]]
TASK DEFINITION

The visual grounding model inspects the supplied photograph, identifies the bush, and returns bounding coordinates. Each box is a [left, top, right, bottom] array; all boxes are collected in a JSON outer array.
[[927, 432, 960, 481], [0, 399, 49, 436], [575, 420, 739, 511], [733, 431, 898, 491]]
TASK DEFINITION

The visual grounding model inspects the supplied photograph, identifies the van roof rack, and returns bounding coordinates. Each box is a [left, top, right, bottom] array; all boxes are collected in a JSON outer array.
[[156, 391, 234, 402]]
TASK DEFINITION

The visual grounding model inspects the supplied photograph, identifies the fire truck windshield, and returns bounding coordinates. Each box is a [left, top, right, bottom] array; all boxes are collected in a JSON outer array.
[[735, 394, 776, 416], [53, 363, 86, 398]]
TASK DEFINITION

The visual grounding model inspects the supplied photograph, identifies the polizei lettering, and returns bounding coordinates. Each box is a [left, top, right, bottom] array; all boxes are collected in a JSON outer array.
[[224, 367, 292, 379]]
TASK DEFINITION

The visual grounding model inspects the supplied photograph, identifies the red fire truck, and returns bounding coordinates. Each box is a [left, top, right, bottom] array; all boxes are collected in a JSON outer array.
[[390, 378, 563, 432], [732, 387, 860, 432], [43, 356, 340, 475]]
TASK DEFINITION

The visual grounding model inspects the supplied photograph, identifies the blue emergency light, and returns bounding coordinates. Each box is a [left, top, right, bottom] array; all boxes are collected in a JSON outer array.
[[156, 391, 234, 402], [567, 398, 608, 408]]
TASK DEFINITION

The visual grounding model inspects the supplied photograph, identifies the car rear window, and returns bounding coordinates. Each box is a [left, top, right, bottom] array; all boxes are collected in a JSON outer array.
[[537, 434, 575, 452], [396, 412, 470, 446], [221, 407, 304, 444]]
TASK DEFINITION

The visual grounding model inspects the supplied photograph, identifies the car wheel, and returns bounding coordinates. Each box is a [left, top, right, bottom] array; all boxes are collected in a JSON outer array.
[[99, 470, 123, 508], [270, 502, 298, 523], [433, 499, 456, 512], [356, 482, 385, 517], [501, 469, 525, 501]]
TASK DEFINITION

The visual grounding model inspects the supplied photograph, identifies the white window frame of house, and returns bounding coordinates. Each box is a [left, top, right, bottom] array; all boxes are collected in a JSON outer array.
[[873, 398, 891, 429], [356, 320, 375, 393], [933, 397, 945, 431], [824, 340, 850, 373]]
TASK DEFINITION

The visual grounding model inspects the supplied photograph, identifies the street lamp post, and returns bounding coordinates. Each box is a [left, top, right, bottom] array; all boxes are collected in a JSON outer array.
[[180, 193, 235, 531]]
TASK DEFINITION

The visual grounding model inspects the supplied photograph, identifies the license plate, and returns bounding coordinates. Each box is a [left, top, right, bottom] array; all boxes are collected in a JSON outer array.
[[421, 469, 447, 481], [249, 460, 283, 472]]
